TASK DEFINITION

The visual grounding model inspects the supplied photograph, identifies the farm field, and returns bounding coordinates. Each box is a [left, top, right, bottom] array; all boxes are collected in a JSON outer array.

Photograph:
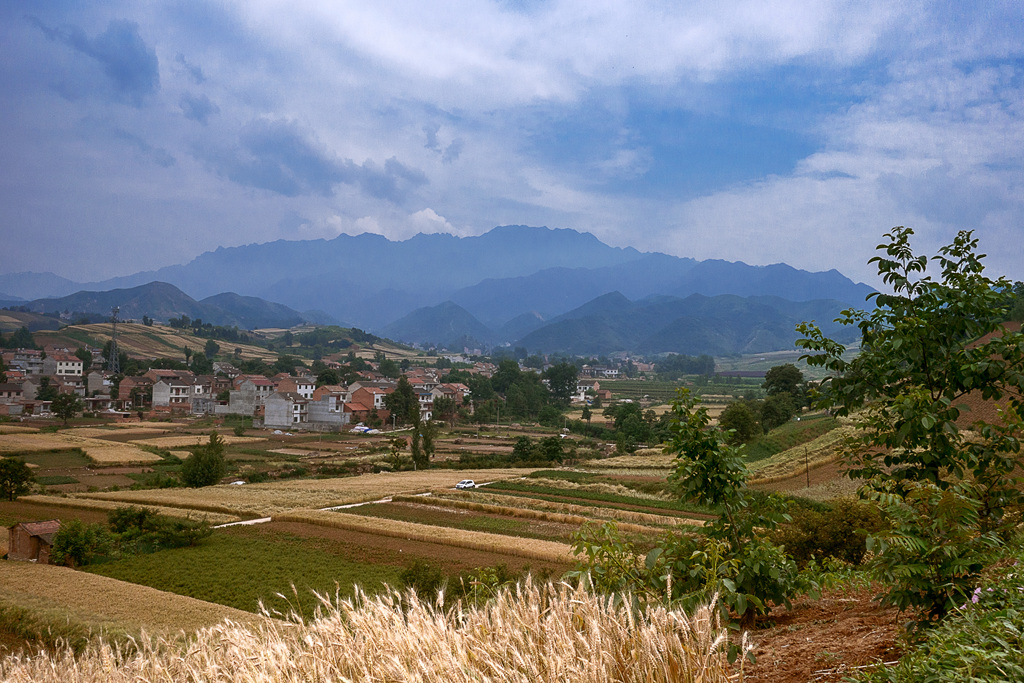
[[68, 468, 537, 517], [0, 432, 162, 465], [0, 562, 265, 653]]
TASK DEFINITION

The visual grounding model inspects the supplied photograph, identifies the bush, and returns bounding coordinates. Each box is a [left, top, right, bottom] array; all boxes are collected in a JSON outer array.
[[181, 433, 226, 487], [50, 519, 113, 568], [400, 560, 444, 598], [770, 498, 885, 567]]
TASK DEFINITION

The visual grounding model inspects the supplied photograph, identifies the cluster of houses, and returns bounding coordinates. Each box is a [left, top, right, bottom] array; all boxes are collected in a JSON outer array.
[[0, 346, 475, 432]]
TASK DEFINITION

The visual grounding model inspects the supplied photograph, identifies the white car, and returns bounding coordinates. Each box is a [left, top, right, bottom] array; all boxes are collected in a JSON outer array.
[[455, 479, 476, 490]]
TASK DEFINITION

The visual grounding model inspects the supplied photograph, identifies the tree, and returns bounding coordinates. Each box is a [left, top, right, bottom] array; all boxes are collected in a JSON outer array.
[[183, 346, 193, 365], [50, 519, 112, 568], [51, 393, 83, 425], [433, 395, 457, 428], [204, 339, 220, 359], [0, 457, 33, 501], [543, 362, 577, 407], [181, 433, 227, 487], [797, 227, 1024, 624], [35, 376, 58, 402], [384, 376, 418, 426], [762, 364, 804, 402], [581, 405, 592, 425], [759, 394, 796, 432], [74, 347, 92, 374], [717, 401, 759, 444]]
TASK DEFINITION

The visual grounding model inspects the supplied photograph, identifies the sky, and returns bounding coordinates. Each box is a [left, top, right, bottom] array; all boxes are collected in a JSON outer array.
[[2, 1, 1023, 288]]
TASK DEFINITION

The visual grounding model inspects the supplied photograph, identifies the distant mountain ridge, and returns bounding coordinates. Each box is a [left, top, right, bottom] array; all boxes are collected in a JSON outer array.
[[1, 226, 876, 341], [12, 282, 308, 330]]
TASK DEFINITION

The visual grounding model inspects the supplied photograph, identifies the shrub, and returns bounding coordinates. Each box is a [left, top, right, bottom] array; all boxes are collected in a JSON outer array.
[[400, 560, 444, 598], [770, 498, 885, 567], [181, 433, 226, 487], [50, 519, 113, 568]]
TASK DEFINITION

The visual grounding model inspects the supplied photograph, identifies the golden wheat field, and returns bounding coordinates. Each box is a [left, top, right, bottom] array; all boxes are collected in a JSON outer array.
[[0, 580, 738, 683], [589, 450, 676, 469], [0, 562, 264, 637], [70, 469, 535, 517], [18, 495, 241, 525], [0, 433, 162, 464], [128, 434, 267, 448], [279, 509, 576, 563], [748, 424, 854, 482], [63, 427, 170, 438], [0, 425, 40, 435]]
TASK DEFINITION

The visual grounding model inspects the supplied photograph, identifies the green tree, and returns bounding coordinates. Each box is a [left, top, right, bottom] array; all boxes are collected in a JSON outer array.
[[35, 376, 58, 402], [581, 405, 592, 425], [50, 519, 113, 568], [74, 347, 92, 374], [379, 358, 400, 378], [511, 435, 534, 462], [51, 393, 83, 425], [204, 339, 220, 359], [190, 352, 214, 375], [0, 457, 33, 501], [180, 433, 227, 487], [384, 376, 418, 426], [433, 395, 457, 428], [543, 361, 577, 407], [762, 363, 804, 401], [8, 326, 35, 349], [797, 226, 1024, 624], [717, 401, 759, 443], [759, 394, 796, 432]]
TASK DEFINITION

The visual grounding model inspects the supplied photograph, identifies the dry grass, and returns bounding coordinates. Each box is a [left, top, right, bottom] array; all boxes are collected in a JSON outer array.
[[526, 476, 675, 502], [51, 322, 278, 362], [407, 493, 703, 529], [748, 424, 855, 483], [0, 425, 40, 435], [0, 562, 263, 638], [590, 450, 676, 470], [69, 469, 534, 517], [278, 509, 576, 564], [0, 433, 162, 464], [63, 427, 169, 438], [128, 435, 267, 448], [0, 579, 740, 683], [18, 495, 240, 525]]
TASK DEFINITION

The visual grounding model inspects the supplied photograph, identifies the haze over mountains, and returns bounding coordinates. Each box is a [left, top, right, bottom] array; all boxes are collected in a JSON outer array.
[[0, 226, 874, 355]]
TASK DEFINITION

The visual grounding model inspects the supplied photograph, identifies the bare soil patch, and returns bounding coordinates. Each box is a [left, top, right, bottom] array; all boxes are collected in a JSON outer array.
[[739, 586, 901, 683]]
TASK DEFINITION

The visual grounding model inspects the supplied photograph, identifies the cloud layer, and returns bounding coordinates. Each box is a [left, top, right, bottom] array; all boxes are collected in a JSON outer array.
[[1, 1, 1023, 286]]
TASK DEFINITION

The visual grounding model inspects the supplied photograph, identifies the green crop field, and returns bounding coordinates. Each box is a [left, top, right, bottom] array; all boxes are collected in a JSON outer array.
[[85, 527, 403, 620]]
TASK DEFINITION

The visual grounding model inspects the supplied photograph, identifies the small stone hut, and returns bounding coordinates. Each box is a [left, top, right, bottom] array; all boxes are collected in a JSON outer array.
[[7, 520, 61, 563]]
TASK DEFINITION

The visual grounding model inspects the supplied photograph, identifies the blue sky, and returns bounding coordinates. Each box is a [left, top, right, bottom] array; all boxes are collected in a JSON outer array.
[[2, 1, 1023, 288]]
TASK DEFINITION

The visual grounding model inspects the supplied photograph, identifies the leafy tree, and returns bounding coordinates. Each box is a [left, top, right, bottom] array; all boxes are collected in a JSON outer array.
[[581, 405, 592, 425], [204, 339, 220, 358], [273, 355, 303, 375], [180, 433, 227, 487], [762, 364, 804, 403], [717, 401, 759, 443], [379, 358, 400, 378], [51, 393, 83, 425], [512, 435, 534, 462], [433, 395, 457, 428], [384, 376, 418, 426], [543, 361, 577, 407], [7, 326, 35, 349], [50, 519, 113, 568], [536, 435, 565, 463], [0, 457, 33, 501], [35, 376, 59, 402], [491, 359, 521, 394], [190, 352, 213, 375], [142, 315, 153, 326], [316, 367, 341, 387], [759, 393, 796, 432], [74, 347, 92, 374], [798, 226, 1024, 625]]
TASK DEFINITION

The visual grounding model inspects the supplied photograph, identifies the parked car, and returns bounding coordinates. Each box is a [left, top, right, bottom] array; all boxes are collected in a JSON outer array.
[[455, 479, 476, 490]]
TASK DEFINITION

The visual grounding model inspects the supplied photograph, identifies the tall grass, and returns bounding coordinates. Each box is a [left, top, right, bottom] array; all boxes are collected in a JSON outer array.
[[0, 580, 743, 682]]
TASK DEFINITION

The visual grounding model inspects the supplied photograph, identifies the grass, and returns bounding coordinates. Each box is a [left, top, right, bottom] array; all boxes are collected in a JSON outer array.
[[741, 415, 840, 463], [0, 579, 739, 683], [85, 530, 403, 620], [18, 495, 239, 525], [17, 449, 92, 468], [35, 475, 79, 486]]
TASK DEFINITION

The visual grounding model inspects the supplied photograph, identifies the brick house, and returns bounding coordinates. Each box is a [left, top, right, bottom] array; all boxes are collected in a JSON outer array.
[[7, 520, 61, 563]]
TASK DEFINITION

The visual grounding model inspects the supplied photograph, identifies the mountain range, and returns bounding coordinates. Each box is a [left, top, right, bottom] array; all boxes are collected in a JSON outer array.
[[1, 225, 875, 355]]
